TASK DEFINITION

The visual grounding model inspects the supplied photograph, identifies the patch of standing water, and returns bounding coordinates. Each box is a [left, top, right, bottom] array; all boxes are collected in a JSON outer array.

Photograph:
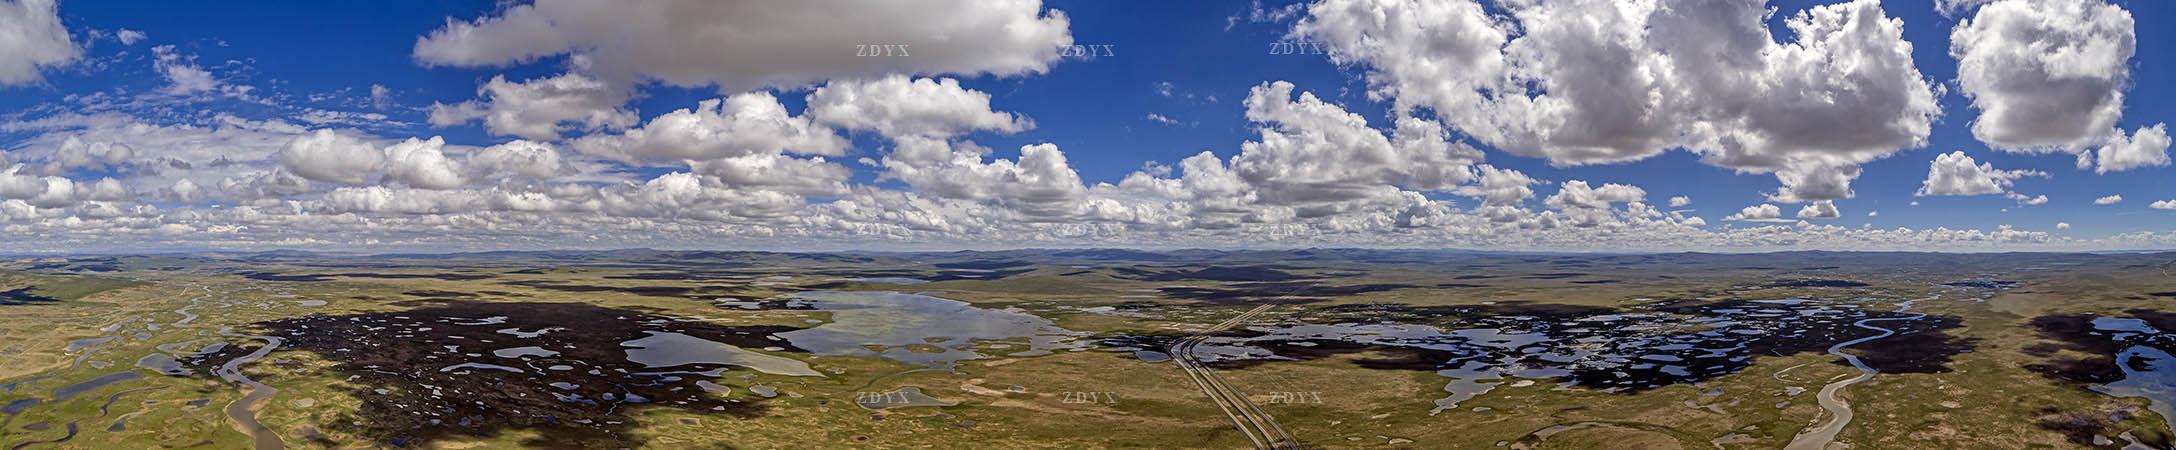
[[65, 336, 118, 352], [491, 346, 560, 358], [778, 291, 1084, 369], [452, 316, 509, 326], [53, 372, 142, 400], [136, 353, 191, 376], [3, 398, 41, 414], [1167, 298, 1918, 412], [844, 277, 929, 285], [2087, 317, 2176, 438], [1432, 360, 1502, 414], [441, 362, 526, 374], [157, 341, 227, 358], [620, 331, 822, 377], [496, 327, 562, 338], [2095, 346, 2176, 438]]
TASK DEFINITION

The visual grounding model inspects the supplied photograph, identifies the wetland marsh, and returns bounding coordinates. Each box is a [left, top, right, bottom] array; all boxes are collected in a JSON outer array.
[[0, 250, 2171, 449]]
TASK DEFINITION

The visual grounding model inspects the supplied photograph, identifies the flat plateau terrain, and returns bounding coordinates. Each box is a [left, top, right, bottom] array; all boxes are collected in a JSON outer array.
[[2, 250, 2175, 449]]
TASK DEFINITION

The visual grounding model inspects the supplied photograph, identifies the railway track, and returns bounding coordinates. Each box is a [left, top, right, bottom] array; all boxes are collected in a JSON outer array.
[[1170, 304, 1299, 450]]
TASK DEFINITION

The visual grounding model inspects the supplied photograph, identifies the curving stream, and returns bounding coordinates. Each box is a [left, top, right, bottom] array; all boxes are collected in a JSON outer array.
[[215, 326, 286, 450], [1783, 298, 1926, 450], [172, 285, 210, 326]]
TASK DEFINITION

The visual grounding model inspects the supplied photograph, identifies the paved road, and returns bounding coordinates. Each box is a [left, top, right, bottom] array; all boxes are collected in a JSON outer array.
[[1171, 304, 1299, 450]]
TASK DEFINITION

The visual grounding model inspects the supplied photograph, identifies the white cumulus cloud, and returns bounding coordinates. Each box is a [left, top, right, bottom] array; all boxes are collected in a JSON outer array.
[[1951, 0, 2166, 172], [1797, 200, 1841, 220], [275, 130, 384, 185], [0, 0, 77, 86], [1293, 0, 1939, 202], [1726, 203, 1784, 222], [428, 73, 635, 141], [380, 137, 467, 190], [2096, 124, 2171, 173], [570, 93, 847, 164], [807, 75, 1033, 139], [1916, 151, 2044, 196], [412, 0, 1073, 93]]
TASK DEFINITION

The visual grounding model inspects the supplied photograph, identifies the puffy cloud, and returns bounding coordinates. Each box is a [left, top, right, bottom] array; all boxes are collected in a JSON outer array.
[[0, 0, 77, 86], [1293, 0, 1939, 201], [1544, 181, 1644, 210], [1916, 151, 2044, 196], [1668, 196, 1691, 208], [1543, 180, 1648, 228], [1056, 83, 1524, 233], [807, 76, 1032, 139], [2150, 200, 2176, 210], [686, 152, 852, 197], [428, 73, 635, 141], [318, 186, 480, 215], [218, 168, 312, 200], [2095, 195, 2123, 205], [570, 93, 846, 164], [1108, 151, 1254, 224], [1465, 165, 1535, 208], [0, 165, 81, 207], [594, 172, 808, 220], [1726, 204, 1784, 222], [556, 92, 855, 209], [0, 172, 124, 208], [1227, 81, 1482, 206], [879, 138, 1086, 219], [1770, 161, 1862, 204], [2096, 124, 2171, 173], [83, 177, 127, 201], [1796, 200, 1841, 220], [2057, 221, 2070, 230], [0, 114, 337, 206], [0, 199, 37, 221], [466, 140, 564, 179], [412, 0, 1072, 92], [380, 137, 467, 190], [45, 137, 135, 174], [1951, 0, 2143, 157], [799, 78, 1098, 221], [163, 178, 202, 203], [275, 130, 385, 184]]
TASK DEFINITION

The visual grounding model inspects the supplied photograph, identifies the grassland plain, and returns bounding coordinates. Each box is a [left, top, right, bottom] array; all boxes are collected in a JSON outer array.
[[0, 250, 2171, 449]]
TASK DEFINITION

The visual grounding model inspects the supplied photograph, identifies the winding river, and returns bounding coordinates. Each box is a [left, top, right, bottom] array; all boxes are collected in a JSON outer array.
[[216, 326, 286, 450], [1783, 298, 1926, 450]]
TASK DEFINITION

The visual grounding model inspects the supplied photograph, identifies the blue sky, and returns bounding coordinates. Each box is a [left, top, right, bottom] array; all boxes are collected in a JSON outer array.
[[0, 0, 2171, 251]]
